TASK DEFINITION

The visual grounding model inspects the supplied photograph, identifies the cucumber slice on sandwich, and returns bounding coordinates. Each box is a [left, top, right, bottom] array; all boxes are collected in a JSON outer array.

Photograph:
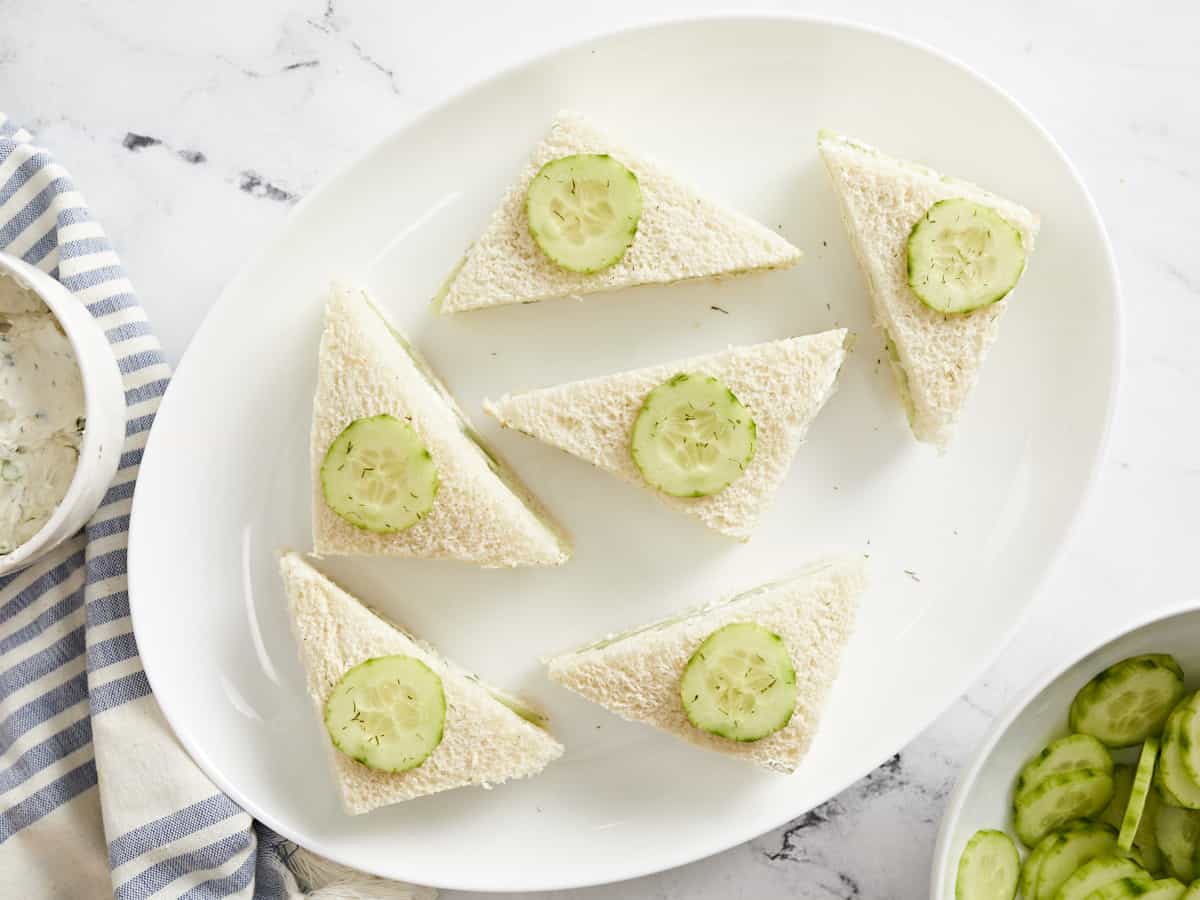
[[906, 198, 1025, 314], [1069, 654, 1184, 748], [954, 829, 1019, 900], [484, 685, 550, 729], [526, 153, 642, 273], [324, 655, 446, 773], [680, 622, 796, 742], [321, 414, 439, 533], [631, 373, 757, 498]]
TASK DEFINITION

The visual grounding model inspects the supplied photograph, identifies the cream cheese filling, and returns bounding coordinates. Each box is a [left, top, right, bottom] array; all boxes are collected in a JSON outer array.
[[0, 276, 84, 554]]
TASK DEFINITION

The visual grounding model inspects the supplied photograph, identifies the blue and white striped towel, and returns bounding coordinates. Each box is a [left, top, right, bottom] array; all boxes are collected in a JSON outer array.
[[0, 116, 433, 900]]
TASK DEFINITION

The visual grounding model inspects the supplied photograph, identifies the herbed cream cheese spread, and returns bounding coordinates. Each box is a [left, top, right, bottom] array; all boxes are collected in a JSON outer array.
[[0, 275, 85, 554]]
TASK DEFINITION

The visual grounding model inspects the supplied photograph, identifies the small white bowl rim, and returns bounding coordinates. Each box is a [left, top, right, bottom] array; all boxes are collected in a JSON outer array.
[[930, 600, 1200, 897], [0, 252, 120, 574]]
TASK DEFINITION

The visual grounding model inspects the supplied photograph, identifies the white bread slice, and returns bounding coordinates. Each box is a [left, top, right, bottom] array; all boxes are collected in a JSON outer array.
[[311, 284, 571, 566], [546, 556, 865, 773], [279, 552, 564, 813], [817, 131, 1040, 448], [483, 330, 848, 540], [437, 111, 801, 313]]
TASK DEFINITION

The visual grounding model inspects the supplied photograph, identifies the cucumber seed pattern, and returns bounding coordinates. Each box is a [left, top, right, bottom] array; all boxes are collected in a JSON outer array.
[[906, 198, 1025, 313], [631, 373, 756, 498], [526, 154, 642, 273], [324, 655, 447, 773], [680, 623, 796, 742], [321, 414, 440, 532]]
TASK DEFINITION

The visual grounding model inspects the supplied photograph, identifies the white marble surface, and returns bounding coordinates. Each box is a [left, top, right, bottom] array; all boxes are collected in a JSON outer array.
[[3, 0, 1197, 896]]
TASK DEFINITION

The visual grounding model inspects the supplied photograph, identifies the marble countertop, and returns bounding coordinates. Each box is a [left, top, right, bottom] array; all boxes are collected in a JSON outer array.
[[4, 0, 1196, 896]]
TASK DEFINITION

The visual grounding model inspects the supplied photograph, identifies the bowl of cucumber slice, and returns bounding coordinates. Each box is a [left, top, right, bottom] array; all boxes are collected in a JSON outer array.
[[933, 606, 1200, 900]]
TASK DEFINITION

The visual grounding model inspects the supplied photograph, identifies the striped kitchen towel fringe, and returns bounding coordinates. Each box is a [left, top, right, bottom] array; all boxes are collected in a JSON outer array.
[[0, 115, 431, 900]]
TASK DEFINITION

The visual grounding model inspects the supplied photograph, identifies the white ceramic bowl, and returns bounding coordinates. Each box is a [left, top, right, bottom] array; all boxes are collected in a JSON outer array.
[[0, 252, 126, 576], [932, 605, 1200, 897]]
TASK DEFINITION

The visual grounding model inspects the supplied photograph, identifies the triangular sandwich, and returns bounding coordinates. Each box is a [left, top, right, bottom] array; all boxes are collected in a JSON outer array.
[[818, 131, 1040, 447], [311, 283, 571, 566], [484, 330, 848, 540], [546, 556, 865, 773], [437, 111, 802, 313], [279, 552, 564, 813]]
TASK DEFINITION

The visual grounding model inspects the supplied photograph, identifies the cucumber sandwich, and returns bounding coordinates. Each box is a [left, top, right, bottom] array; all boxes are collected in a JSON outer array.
[[436, 111, 802, 313], [484, 330, 849, 539], [546, 556, 866, 772], [279, 552, 563, 813], [817, 132, 1040, 448], [311, 284, 571, 566]]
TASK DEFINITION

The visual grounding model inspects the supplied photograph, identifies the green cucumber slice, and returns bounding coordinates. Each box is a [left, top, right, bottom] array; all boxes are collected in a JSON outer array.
[[323, 655, 446, 773], [630, 373, 757, 498], [1054, 856, 1146, 900], [1158, 779, 1187, 809], [1137, 782, 1167, 875], [1156, 806, 1200, 882], [955, 829, 1019, 900], [526, 153, 642, 273], [680, 622, 796, 742], [1157, 703, 1200, 811], [1021, 831, 1055, 900], [1035, 822, 1119, 900], [1175, 698, 1200, 789], [1017, 734, 1114, 801], [1106, 766, 1138, 829], [905, 198, 1026, 313], [1129, 879, 1186, 900], [1070, 655, 1185, 748], [1142, 879, 1187, 900], [1088, 878, 1156, 900], [1104, 764, 1164, 874], [486, 687, 549, 730], [320, 415, 439, 533], [1089, 878, 1185, 900], [1013, 768, 1115, 848], [1144, 807, 1168, 876], [1122, 740, 1162, 852]]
